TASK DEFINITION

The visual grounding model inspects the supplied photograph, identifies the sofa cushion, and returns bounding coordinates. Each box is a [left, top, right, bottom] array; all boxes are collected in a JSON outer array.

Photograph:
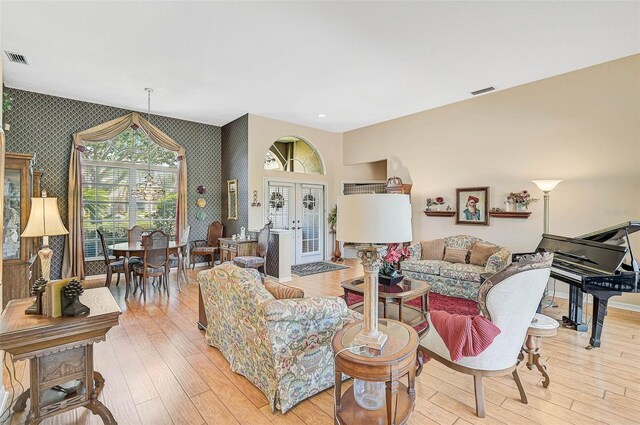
[[469, 241, 499, 267], [443, 247, 468, 264], [264, 280, 304, 300], [421, 239, 445, 260], [401, 259, 449, 275], [440, 263, 485, 283]]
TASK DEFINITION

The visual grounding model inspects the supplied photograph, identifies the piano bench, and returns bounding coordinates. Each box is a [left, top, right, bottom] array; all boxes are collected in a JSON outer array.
[[518, 313, 559, 388]]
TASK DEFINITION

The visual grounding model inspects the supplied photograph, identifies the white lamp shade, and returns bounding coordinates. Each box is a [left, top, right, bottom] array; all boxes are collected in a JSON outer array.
[[337, 194, 412, 244], [532, 180, 563, 192], [21, 197, 69, 237]]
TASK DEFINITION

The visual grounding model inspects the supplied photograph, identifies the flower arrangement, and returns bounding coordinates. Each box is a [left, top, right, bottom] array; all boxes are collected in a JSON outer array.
[[506, 190, 539, 208], [380, 243, 411, 277], [328, 206, 337, 229], [425, 196, 445, 210]]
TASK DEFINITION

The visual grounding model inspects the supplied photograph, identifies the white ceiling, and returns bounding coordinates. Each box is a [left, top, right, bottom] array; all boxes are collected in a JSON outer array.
[[1, 1, 639, 132]]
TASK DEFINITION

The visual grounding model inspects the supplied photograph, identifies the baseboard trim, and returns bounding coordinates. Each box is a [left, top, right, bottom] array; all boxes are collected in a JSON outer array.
[[550, 290, 640, 313]]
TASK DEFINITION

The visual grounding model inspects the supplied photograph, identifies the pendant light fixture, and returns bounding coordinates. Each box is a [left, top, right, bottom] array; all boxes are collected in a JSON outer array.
[[132, 88, 165, 201]]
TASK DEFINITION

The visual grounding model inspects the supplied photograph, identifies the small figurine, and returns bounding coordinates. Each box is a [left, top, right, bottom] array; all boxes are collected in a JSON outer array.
[[62, 280, 90, 317], [446, 205, 452, 211], [25, 277, 48, 315]]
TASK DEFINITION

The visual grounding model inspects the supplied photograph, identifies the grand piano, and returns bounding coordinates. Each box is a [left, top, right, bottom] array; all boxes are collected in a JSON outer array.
[[536, 221, 639, 349]]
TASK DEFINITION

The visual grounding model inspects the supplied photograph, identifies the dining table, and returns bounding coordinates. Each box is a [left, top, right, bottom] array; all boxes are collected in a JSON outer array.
[[108, 241, 187, 298]]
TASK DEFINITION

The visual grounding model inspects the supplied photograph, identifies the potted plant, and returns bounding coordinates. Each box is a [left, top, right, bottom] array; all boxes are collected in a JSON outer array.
[[506, 190, 538, 211], [328, 206, 337, 232], [379, 243, 411, 285], [426, 196, 445, 211]]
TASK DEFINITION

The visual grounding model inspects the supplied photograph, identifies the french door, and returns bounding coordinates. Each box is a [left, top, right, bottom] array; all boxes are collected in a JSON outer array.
[[267, 182, 325, 265]]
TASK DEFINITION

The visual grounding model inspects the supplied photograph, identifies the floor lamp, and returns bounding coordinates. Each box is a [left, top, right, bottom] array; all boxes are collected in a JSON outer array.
[[337, 194, 412, 349], [532, 180, 563, 307], [21, 192, 69, 281]]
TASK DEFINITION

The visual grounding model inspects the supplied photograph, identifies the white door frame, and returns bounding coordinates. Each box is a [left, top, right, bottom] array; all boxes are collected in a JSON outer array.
[[264, 177, 329, 264]]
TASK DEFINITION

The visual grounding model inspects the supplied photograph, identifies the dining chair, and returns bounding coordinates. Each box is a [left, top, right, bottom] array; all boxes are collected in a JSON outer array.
[[97, 229, 130, 287], [128, 225, 145, 244], [190, 221, 223, 269], [133, 230, 170, 302], [170, 225, 190, 287], [233, 224, 270, 274]]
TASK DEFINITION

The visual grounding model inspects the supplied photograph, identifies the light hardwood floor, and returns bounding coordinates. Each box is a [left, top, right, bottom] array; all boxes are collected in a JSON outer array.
[[3, 259, 640, 425]]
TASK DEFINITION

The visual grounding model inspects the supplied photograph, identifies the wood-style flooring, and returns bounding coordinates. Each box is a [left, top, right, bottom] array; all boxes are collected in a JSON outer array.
[[3, 259, 640, 424]]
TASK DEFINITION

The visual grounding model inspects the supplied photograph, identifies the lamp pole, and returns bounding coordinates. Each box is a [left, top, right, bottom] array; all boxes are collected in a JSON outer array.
[[353, 245, 388, 349]]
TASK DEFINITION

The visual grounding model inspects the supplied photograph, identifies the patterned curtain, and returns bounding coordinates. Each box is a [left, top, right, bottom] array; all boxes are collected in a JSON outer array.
[[62, 112, 187, 279]]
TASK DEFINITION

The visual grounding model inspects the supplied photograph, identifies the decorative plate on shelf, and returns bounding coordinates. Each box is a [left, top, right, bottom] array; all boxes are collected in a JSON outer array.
[[196, 198, 207, 208]]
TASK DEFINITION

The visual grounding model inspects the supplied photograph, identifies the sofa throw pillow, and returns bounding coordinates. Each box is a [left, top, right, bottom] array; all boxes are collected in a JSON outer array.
[[443, 247, 468, 264], [264, 280, 305, 300], [469, 241, 499, 267], [421, 239, 445, 260]]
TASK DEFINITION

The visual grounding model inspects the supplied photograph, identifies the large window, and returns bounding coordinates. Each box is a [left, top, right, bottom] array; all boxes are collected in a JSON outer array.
[[82, 127, 178, 259]]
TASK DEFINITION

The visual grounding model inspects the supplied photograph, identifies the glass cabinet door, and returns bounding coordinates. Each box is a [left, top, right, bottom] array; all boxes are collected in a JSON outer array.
[[3, 169, 22, 260]]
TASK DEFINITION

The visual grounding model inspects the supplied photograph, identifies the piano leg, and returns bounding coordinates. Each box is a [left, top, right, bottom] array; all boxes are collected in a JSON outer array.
[[563, 286, 588, 332], [587, 292, 618, 349]]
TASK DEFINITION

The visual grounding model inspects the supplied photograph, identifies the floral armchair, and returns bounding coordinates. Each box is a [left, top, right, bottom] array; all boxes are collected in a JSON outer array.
[[198, 263, 361, 413], [401, 235, 511, 300]]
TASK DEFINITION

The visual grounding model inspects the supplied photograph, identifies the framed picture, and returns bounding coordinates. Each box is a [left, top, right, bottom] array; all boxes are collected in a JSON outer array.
[[227, 179, 238, 220], [456, 187, 489, 225]]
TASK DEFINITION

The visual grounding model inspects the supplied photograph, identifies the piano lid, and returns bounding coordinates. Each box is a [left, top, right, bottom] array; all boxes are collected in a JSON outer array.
[[537, 234, 628, 276], [579, 221, 640, 244]]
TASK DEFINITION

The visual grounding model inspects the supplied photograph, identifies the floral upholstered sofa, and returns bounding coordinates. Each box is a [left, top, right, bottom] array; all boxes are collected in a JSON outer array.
[[197, 263, 361, 413], [400, 235, 511, 300]]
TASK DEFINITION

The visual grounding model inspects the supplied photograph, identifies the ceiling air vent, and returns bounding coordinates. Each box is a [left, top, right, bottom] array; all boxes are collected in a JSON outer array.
[[470, 86, 495, 96], [5, 51, 29, 65]]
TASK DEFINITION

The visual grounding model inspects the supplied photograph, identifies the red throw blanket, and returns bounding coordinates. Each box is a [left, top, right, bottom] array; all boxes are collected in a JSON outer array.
[[429, 310, 501, 362]]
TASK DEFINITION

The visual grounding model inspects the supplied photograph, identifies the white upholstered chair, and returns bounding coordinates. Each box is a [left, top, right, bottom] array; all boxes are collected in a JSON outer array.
[[417, 253, 553, 417]]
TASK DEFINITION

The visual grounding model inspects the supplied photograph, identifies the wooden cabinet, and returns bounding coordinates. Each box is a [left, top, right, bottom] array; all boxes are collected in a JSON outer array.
[[2, 152, 41, 309], [218, 238, 257, 262]]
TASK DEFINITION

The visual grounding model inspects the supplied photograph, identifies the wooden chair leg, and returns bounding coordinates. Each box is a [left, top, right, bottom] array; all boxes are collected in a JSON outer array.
[[116, 272, 121, 286], [105, 268, 112, 288], [142, 272, 147, 302], [473, 375, 486, 418], [512, 369, 528, 404]]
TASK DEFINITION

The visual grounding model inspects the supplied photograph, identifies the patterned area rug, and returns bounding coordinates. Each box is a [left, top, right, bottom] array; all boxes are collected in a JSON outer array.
[[291, 261, 350, 276], [345, 290, 478, 334]]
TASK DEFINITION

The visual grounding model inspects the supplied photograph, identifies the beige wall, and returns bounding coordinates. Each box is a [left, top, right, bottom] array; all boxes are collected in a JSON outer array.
[[342, 160, 387, 182], [247, 114, 343, 258], [343, 55, 640, 306]]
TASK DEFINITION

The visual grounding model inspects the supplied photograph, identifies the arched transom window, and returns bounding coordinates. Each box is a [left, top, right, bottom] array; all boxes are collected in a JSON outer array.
[[264, 136, 324, 175]]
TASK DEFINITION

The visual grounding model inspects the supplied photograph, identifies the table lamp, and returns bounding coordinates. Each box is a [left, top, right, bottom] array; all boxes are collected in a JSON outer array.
[[21, 191, 69, 281], [337, 194, 412, 349]]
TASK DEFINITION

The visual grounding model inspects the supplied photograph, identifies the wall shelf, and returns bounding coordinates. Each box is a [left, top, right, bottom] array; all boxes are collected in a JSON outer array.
[[424, 210, 456, 217], [489, 211, 531, 219]]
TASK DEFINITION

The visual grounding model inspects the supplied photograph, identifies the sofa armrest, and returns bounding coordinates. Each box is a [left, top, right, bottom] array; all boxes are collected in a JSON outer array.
[[263, 296, 352, 322], [407, 243, 421, 261], [485, 248, 512, 273]]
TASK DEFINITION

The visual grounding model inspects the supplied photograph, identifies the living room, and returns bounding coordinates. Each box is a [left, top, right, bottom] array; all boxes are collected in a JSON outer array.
[[0, 2, 638, 425]]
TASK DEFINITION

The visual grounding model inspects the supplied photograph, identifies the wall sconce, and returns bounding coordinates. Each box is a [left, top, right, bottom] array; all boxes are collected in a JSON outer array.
[[251, 190, 262, 207]]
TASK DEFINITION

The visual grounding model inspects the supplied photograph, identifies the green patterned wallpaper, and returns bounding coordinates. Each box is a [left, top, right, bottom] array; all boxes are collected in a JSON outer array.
[[221, 114, 249, 236], [3, 87, 222, 278]]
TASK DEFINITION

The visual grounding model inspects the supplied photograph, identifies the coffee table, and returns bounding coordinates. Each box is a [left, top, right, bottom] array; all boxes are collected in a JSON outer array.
[[341, 277, 430, 334]]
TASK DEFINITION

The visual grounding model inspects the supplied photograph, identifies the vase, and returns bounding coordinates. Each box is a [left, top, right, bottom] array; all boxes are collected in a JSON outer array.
[[517, 203, 527, 212], [505, 202, 515, 212], [353, 379, 385, 410], [378, 273, 403, 286]]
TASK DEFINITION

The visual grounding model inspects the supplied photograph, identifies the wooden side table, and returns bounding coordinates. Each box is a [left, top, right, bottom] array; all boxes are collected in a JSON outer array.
[[332, 319, 418, 425], [0, 288, 121, 425], [218, 238, 257, 263], [520, 313, 559, 388]]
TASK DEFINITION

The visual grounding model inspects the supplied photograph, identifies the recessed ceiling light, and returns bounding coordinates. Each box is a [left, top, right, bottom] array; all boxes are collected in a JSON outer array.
[[318, 114, 326, 118]]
